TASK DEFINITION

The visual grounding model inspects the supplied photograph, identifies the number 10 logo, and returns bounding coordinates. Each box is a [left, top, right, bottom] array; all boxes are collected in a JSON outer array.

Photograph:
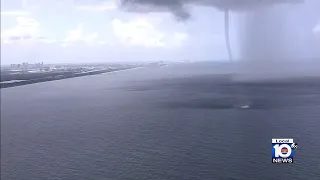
[[272, 138, 297, 163], [273, 144, 292, 158]]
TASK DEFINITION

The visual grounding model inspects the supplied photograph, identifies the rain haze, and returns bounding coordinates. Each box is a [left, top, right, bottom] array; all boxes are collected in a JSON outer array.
[[119, 0, 320, 79]]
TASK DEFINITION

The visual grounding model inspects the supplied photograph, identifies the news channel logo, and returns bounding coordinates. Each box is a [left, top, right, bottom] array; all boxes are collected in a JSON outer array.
[[272, 138, 298, 163]]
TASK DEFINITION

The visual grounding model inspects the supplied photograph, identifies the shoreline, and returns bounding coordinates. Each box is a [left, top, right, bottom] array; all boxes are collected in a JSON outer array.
[[0, 67, 140, 89]]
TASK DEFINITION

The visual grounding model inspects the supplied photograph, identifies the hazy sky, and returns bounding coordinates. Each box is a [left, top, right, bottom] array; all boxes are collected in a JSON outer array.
[[1, 0, 319, 64]]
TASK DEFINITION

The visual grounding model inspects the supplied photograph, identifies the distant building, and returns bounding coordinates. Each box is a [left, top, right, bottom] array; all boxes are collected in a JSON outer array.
[[22, 62, 29, 68], [10, 62, 45, 70], [10, 64, 21, 69], [35, 62, 44, 68]]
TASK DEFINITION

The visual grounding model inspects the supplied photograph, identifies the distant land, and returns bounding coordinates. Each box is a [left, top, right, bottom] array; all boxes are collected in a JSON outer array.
[[0, 61, 168, 88]]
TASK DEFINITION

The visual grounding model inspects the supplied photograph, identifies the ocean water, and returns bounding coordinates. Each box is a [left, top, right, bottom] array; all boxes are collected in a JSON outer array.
[[1, 62, 320, 180]]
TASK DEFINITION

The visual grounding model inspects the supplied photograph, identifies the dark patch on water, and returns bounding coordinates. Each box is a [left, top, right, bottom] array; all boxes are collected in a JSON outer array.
[[125, 74, 320, 110], [2, 67, 320, 180]]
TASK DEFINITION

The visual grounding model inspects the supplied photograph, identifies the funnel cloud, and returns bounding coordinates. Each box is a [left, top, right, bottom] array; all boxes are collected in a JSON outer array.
[[120, 0, 320, 81], [120, 0, 303, 20]]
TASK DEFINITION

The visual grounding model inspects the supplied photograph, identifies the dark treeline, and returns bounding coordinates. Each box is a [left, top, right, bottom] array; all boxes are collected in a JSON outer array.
[[1, 72, 74, 82], [0, 68, 132, 89]]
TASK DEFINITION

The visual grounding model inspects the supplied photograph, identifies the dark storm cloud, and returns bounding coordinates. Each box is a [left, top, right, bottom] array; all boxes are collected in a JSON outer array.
[[120, 0, 303, 20]]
